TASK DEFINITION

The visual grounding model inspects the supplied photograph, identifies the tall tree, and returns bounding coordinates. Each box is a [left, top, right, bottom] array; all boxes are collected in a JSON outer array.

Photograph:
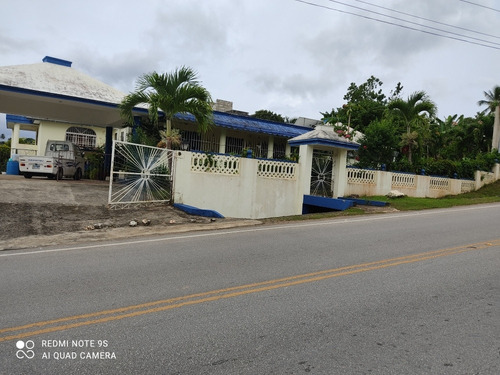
[[478, 85, 500, 151], [387, 91, 436, 164], [251, 110, 285, 123], [120, 67, 213, 146], [357, 117, 399, 169], [321, 76, 402, 133]]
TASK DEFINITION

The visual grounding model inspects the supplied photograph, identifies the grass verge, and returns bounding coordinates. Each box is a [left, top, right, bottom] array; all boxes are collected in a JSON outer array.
[[368, 180, 500, 211], [263, 180, 500, 223]]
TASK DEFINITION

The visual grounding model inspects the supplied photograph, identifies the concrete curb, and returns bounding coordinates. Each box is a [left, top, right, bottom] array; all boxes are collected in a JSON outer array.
[[0, 219, 263, 251]]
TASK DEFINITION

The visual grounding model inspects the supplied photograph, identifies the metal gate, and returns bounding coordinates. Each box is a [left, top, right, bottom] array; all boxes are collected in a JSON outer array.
[[310, 150, 335, 197], [108, 141, 174, 206]]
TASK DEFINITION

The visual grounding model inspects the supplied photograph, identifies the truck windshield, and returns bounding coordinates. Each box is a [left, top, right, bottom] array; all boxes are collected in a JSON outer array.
[[50, 144, 70, 152]]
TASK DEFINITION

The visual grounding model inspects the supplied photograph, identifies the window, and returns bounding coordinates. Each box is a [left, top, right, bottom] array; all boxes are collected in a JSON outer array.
[[226, 136, 244, 154], [66, 127, 97, 149], [49, 143, 69, 152], [181, 130, 202, 151], [273, 140, 287, 159]]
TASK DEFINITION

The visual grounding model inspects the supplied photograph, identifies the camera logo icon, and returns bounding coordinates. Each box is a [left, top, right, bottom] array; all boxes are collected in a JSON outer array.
[[16, 340, 35, 359]]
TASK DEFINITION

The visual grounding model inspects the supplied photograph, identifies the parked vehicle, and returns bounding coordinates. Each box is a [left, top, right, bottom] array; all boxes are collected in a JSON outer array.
[[19, 140, 85, 180]]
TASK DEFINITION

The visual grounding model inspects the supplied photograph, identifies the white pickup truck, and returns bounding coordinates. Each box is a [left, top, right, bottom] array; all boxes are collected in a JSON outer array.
[[19, 140, 85, 180]]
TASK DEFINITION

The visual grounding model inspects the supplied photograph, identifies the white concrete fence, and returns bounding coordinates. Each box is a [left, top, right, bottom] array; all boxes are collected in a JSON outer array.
[[172, 151, 500, 219], [173, 151, 303, 219], [345, 164, 500, 198]]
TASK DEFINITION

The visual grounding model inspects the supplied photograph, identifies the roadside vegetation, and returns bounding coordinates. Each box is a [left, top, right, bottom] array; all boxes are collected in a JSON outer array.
[[369, 179, 500, 211], [264, 180, 500, 223], [321, 78, 500, 179]]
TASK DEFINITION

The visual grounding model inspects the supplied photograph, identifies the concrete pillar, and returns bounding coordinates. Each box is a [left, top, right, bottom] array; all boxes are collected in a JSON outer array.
[[219, 129, 226, 154], [332, 148, 348, 198], [104, 126, 113, 180], [494, 163, 500, 180], [285, 143, 291, 158], [10, 123, 20, 157], [493, 106, 500, 151], [267, 136, 274, 159], [298, 144, 314, 195]]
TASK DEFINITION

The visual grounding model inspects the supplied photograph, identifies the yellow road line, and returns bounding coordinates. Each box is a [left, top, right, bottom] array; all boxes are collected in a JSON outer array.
[[1, 240, 497, 342]]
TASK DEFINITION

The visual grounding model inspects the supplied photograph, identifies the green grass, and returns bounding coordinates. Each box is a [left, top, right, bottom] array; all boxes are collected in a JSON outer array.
[[367, 180, 500, 211], [264, 180, 500, 223]]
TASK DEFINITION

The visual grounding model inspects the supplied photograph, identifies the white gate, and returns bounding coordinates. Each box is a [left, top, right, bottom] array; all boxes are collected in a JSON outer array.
[[108, 141, 173, 206], [310, 150, 335, 197]]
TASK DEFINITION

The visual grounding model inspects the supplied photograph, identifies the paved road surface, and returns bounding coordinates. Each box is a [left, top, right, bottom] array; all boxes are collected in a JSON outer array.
[[1, 204, 499, 374]]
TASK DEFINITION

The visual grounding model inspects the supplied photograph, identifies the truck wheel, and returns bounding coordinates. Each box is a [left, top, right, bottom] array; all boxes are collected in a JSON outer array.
[[56, 168, 63, 181], [74, 168, 82, 180], [23, 173, 32, 179]]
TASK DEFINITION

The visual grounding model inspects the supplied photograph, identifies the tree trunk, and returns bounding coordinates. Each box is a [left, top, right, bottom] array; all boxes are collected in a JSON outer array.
[[166, 118, 172, 149], [407, 123, 412, 165]]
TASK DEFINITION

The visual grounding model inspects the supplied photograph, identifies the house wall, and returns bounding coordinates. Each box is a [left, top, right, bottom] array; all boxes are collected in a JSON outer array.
[[37, 121, 107, 154], [173, 151, 302, 219]]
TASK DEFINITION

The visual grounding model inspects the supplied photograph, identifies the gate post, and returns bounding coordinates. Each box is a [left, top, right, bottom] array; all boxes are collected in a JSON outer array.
[[332, 148, 348, 198], [298, 144, 314, 195]]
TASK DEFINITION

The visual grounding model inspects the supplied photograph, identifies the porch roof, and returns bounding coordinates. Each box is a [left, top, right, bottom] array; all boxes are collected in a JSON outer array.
[[174, 111, 311, 139], [0, 56, 127, 127], [288, 125, 360, 150]]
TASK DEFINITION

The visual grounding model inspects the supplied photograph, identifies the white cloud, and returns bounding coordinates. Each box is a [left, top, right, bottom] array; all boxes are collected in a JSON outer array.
[[0, 0, 499, 125]]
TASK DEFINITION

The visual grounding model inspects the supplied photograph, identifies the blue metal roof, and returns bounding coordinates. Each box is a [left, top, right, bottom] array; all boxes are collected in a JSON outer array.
[[174, 111, 310, 138]]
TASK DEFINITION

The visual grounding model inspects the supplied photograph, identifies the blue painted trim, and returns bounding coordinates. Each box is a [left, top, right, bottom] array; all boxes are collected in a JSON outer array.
[[5, 114, 34, 125], [254, 156, 297, 164], [302, 195, 354, 212], [173, 203, 225, 218], [289, 138, 360, 150], [340, 197, 389, 207], [190, 150, 298, 164], [42, 56, 72, 67]]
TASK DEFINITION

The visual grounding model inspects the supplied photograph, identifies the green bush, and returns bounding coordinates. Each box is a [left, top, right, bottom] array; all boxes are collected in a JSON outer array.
[[389, 152, 500, 179], [0, 144, 10, 172]]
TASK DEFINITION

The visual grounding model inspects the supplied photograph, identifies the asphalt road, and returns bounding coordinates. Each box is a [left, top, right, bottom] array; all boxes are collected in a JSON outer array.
[[1, 204, 499, 374]]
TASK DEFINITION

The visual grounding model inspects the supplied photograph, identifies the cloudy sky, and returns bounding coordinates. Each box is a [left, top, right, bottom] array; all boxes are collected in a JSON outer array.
[[1, 0, 499, 135]]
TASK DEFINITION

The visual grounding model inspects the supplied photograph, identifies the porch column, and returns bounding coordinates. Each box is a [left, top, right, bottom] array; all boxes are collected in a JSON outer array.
[[104, 126, 113, 180], [267, 136, 274, 159], [219, 128, 226, 154], [285, 143, 291, 158], [10, 123, 20, 157], [298, 144, 314, 195], [332, 148, 348, 198]]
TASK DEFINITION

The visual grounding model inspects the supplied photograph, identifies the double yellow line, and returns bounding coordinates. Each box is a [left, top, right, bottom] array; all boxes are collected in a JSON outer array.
[[1, 240, 498, 343]]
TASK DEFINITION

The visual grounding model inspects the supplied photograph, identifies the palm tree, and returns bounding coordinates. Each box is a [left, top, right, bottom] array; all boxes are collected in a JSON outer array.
[[388, 91, 436, 164], [478, 85, 500, 151], [120, 66, 213, 147]]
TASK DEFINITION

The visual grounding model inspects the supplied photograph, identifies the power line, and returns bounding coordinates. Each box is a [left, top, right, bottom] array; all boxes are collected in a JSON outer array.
[[459, 0, 500, 13], [354, 0, 500, 40], [293, 0, 500, 51], [325, 0, 500, 47]]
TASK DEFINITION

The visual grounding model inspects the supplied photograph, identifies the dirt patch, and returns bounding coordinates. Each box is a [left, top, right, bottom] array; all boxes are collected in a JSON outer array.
[[0, 202, 210, 241], [0, 175, 260, 251]]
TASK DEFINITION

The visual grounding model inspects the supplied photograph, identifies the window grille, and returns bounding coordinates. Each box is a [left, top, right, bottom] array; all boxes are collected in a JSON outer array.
[[66, 127, 97, 149], [245, 140, 268, 158], [273, 140, 287, 159], [180, 130, 219, 152], [226, 136, 244, 155]]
